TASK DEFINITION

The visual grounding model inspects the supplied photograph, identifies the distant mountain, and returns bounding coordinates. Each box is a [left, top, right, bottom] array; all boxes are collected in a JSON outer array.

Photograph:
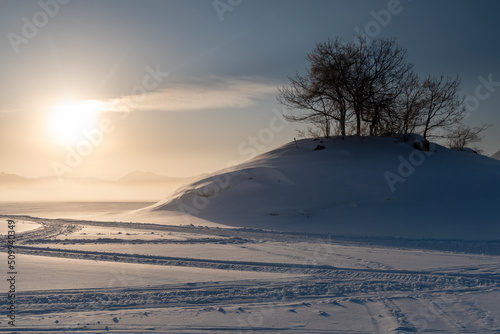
[[118, 171, 190, 184], [37, 176, 111, 184], [491, 151, 500, 160], [0, 172, 37, 183], [2, 170, 191, 185]]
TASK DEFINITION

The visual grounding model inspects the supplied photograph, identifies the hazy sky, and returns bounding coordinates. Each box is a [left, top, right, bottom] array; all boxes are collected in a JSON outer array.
[[1, 0, 499, 180]]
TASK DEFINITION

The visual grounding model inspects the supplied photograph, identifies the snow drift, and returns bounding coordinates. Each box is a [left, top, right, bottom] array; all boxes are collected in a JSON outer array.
[[142, 136, 500, 239]]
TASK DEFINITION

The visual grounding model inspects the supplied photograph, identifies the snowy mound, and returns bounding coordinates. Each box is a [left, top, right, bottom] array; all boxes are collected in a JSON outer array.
[[143, 136, 500, 239]]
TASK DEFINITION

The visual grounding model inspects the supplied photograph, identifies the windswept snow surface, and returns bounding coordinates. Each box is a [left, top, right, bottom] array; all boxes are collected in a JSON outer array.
[[3, 213, 500, 333], [143, 136, 500, 239]]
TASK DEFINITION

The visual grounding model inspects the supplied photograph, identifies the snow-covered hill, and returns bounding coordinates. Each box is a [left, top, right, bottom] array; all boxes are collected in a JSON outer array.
[[141, 136, 500, 239]]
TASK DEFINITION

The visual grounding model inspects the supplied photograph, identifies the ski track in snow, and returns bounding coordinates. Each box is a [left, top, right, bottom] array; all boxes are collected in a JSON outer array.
[[2, 214, 500, 333]]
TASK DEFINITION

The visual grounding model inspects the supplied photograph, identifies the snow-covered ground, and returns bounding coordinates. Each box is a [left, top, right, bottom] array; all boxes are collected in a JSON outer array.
[[1, 136, 499, 332], [1, 209, 500, 333], [0, 219, 41, 235]]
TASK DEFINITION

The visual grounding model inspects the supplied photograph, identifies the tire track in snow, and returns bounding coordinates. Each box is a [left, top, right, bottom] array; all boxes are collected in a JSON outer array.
[[416, 291, 500, 332], [382, 298, 418, 333], [15, 245, 500, 286], [5, 214, 500, 255]]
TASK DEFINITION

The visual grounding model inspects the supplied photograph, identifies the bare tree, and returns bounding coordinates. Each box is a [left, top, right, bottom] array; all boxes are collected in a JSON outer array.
[[420, 75, 465, 139], [278, 36, 470, 143], [383, 72, 426, 137], [295, 114, 333, 139], [447, 124, 491, 151], [353, 38, 413, 136], [278, 72, 340, 138], [278, 38, 351, 138], [278, 36, 413, 138]]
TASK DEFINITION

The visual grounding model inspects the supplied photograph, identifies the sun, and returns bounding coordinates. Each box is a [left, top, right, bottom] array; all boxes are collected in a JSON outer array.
[[47, 100, 106, 145]]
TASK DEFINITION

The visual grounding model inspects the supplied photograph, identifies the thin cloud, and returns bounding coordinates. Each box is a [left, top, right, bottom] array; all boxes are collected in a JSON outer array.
[[106, 76, 278, 113]]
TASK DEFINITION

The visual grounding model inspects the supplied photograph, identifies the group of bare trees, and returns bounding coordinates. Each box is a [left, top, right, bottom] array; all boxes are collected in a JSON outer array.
[[278, 36, 489, 150]]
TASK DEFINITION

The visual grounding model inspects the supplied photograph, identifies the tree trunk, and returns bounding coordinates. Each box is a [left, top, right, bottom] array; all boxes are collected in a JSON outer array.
[[423, 117, 431, 139], [340, 112, 346, 139], [324, 115, 330, 138], [356, 111, 361, 136]]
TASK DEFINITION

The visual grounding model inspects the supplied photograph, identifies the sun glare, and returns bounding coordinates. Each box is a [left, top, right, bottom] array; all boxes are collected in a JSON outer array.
[[48, 100, 105, 145]]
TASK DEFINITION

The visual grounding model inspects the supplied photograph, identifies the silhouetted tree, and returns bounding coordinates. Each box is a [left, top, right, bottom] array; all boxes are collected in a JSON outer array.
[[278, 36, 412, 138], [419, 75, 465, 139], [379, 72, 426, 137], [279, 36, 479, 145], [447, 123, 491, 151], [351, 38, 413, 136], [278, 38, 350, 138]]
